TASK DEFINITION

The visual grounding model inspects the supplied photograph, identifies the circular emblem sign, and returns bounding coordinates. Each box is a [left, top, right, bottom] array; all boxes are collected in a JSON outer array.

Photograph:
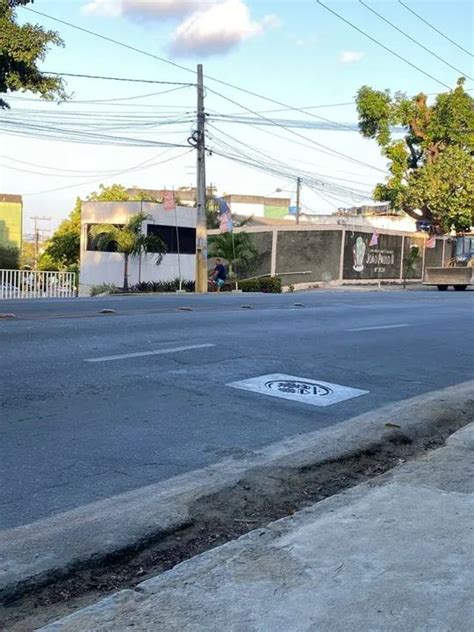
[[265, 380, 332, 397]]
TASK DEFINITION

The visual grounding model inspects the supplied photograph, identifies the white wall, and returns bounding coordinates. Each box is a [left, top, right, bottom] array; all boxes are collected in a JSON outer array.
[[80, 202, 196, 295], [287, 214, 418, 232], [230, 202, 265, 218]]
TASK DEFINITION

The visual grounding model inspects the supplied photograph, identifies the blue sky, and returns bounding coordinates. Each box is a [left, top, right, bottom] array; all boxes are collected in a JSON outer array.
[[1, 0, 473, 233]]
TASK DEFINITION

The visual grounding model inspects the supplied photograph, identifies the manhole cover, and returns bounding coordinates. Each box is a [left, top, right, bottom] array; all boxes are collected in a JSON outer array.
[[228, 374, 369, 407]]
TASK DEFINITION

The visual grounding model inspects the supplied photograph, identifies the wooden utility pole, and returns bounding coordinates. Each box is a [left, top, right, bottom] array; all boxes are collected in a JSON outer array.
[[195, 64, 208, 293], [31, 216, 50, 268]]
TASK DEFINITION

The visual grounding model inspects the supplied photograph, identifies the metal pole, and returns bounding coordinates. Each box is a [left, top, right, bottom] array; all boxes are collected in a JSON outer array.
[[138, 200, 142, 284], [196, 64, 208, 293], [173, 187, 183, 291], [296, 176, 301, 225], [231, 230, 238, 291]]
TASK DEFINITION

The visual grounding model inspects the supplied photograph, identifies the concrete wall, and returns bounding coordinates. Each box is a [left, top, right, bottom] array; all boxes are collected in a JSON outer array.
[[343, 231, 403, 281], [80, 201, 196, 295], [277, 229, 341, 286], [232, 224, 447, 287]]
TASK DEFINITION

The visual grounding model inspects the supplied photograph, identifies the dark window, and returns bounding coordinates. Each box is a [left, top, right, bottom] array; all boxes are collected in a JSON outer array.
[[147, 224, 196, 255], [87, 224, 124, 252]]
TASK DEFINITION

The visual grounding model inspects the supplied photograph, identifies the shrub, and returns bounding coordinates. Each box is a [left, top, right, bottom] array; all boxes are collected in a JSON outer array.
[[90, 283, 117, 296], [238, 276, 282, 293], [128, 279, 195, 293]]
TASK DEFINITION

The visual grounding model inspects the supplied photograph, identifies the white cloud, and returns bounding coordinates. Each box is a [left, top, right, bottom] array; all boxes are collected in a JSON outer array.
[[339, 50, 365, 64], [169, 0, 280, 57], [83, 0, 203, 20]]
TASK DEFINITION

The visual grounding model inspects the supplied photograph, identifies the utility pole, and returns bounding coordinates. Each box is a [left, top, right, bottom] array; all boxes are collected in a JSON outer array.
[[31, 216, 51, 268], [195, 64, 208, 293], [295, 176, 302, 225]]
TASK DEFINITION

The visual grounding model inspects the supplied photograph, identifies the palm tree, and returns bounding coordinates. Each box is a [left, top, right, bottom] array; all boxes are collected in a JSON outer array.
[[208, 232, 258, 278], [90, 212, 166, 291]]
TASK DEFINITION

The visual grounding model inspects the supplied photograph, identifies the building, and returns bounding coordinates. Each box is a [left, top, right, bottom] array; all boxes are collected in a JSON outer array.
[[80, 201, 196, 296], [126, 186, 216, 208], [0, 194, 23, 251], [222, 194, 291, 220]]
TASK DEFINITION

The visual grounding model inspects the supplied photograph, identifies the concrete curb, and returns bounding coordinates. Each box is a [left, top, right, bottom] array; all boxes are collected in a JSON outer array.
[[1, 380, 473, 602]]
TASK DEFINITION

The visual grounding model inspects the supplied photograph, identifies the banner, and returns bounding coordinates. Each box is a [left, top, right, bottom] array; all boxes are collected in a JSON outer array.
[[163, 190, 175, 211], [369, 231, 378, 247], [215, 197, 233, 233]]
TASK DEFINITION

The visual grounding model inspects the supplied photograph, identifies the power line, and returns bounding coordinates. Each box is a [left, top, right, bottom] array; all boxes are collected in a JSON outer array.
[[206, 86, 387, 174], [24, 149, 193, 196], [398, 0, 474, 58], [21, 7, 371, 144], [44, 71, 194, 87], [316, 0, 452, 89], [359, 1, 472, 80]]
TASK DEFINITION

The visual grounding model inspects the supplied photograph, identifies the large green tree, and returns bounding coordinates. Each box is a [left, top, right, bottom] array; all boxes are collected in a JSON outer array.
[[90, 212, 166, 291], [44, 197, 81, 268], [356, 78, 474, 233], [0, 0, 66, 109]]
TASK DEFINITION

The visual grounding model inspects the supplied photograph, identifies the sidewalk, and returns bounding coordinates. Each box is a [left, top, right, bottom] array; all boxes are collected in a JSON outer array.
[[41, 423, 474, 632]]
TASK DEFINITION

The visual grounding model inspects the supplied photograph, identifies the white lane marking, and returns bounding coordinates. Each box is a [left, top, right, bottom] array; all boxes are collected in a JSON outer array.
[[347, 324, 410, 332], [85, 343, 215, 363]]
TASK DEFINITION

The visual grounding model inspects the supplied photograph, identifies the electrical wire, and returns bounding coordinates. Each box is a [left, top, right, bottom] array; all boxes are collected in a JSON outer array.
[[207, 123, 373, 197], [24, 148, 193, 196], [206, 86, 387, 174], [359, 1, 472, 80], [316, 0, 452, 89], [398, 0, 473, 58], [21, 7, 377, 139]]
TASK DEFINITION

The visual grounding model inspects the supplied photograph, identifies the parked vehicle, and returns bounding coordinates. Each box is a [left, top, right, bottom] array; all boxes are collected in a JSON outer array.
[[424, 235, 474, 291]]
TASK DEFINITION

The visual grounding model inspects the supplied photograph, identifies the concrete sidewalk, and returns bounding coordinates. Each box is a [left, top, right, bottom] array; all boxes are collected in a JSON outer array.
[[41, 424, 474, 632]]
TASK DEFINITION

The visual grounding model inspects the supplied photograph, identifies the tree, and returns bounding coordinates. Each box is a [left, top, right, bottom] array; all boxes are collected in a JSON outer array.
[[208, 232, 258, 278], [44, 198, 81, 268], [88, 183, 160, 202], [89, 212, 166, 291], [0, 0, 66, 109], [0, 245, 19, 269], [356, 78, 474, 233]]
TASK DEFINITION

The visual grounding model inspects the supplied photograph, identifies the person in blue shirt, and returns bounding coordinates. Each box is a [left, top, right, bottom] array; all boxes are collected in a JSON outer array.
[[211, 258, 227, 292]]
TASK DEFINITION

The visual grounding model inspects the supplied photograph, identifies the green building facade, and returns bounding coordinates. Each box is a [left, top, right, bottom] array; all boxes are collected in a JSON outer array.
[[0, 194, 23, 251]]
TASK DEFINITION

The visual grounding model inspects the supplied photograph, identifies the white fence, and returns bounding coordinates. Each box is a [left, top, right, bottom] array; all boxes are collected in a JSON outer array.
[[0, 270, 77, 299]]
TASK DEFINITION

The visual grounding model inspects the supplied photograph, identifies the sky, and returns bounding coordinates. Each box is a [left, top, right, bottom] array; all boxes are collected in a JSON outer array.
[[1, 0, 473, 235]]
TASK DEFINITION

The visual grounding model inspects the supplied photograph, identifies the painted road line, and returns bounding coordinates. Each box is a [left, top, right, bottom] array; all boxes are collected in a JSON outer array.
[[85, 343, 215, 363], [348, 324, 410, 332]]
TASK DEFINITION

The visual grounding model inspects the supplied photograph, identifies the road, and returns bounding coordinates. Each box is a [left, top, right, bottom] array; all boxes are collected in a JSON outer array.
[[1, 290, 473, 531]]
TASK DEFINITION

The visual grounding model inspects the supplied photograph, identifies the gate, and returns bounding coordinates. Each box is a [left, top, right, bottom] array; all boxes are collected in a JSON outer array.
[[0, 270, 77, 299]]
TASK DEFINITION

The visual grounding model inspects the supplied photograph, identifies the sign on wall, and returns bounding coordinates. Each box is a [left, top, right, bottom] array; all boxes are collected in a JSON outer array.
[[343, 231, 402, 280]]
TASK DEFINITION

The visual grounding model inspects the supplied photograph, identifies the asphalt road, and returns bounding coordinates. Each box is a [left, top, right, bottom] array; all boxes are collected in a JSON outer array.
[[1, 290, 473, 531]]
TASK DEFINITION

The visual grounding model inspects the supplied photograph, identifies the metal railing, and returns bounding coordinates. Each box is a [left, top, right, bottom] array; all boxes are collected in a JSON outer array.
[[0, 270, 77, 299]]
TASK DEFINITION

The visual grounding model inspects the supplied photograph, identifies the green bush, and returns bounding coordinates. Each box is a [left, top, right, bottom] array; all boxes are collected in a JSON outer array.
[[129, 279, 195, 293], [238, 276, 282, 293], [90, 283, 117, 296], [0, 245, 20, 269]]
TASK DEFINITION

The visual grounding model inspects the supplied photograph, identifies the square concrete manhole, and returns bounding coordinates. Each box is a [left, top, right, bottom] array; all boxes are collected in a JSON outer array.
[[228, 373, 369, 407]]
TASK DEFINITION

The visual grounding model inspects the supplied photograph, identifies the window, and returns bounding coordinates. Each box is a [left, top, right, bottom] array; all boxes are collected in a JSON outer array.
[[147, 224, 196, 255]]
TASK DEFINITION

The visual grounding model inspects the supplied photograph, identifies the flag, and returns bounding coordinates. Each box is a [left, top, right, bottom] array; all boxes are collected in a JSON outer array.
[[163, 190, 175, 211], [369, 231, 378, 247], [426, 235, 436, 249], [215, 197, 233, 233]]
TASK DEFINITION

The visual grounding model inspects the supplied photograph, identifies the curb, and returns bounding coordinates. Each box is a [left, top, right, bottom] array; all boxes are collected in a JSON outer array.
[[1, 380, 473, 602]]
